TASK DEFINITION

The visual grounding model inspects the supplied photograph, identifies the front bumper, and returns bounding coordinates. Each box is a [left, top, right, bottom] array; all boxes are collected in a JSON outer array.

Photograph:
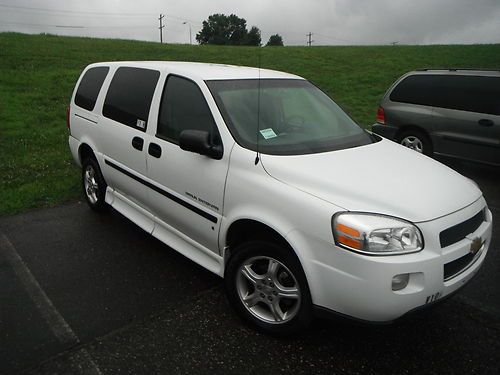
[[290, 197, 492, 322]]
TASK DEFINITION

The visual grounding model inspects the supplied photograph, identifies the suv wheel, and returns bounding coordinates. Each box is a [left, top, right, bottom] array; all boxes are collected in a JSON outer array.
[[225, 241, 312, 335], [82, 158, 109, 212], [397, 130, 432, 156]]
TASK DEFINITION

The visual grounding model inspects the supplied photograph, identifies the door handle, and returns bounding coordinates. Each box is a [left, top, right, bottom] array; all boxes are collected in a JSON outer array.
[[132, 136, 144, 151], [478, 119, 494, 127], [148, 142, 162, 158]]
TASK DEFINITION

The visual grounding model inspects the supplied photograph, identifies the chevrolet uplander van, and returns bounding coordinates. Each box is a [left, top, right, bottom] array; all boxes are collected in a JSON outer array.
[[68, 62, 493, 334]]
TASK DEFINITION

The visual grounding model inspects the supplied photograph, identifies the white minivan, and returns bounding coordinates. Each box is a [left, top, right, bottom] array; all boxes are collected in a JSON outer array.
[[68, 62, 493, 334]]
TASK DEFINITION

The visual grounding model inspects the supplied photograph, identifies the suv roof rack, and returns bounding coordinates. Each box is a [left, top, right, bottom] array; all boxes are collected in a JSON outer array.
[[415, 68, 500, 72]]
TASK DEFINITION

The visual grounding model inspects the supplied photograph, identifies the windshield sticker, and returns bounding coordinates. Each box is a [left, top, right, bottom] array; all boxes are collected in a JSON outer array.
[[259, 128, 277, 139]]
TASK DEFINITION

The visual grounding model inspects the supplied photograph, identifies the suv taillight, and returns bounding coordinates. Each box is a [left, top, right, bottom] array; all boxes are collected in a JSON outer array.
[[376, 106, 385, 124], [66, 106, 71, 132]]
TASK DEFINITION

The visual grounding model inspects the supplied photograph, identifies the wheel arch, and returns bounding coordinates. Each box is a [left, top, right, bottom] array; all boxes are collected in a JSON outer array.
[[395, 125, 434, 153], [77, 137, 104, 168], [395, 125, 432, 142], [78, 143, 97, 164], [223, 218, 298, 268], [78, 141, 108, 182]]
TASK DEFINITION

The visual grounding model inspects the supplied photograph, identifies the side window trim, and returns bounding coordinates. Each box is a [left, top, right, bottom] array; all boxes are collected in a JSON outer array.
[[156, 74, 222, 146]]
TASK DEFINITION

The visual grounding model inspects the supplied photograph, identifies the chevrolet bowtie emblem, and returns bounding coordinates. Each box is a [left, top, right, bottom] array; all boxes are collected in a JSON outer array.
[[469, 236, 484, 255]]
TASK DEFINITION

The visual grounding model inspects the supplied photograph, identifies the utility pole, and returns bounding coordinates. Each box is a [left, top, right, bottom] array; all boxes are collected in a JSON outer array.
[[159, 14, 165, 43], [307, 32, 313, 46]]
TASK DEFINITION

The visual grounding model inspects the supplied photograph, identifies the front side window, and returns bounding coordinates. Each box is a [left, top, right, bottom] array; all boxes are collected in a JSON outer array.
[[74, 66, 109, 111], [157, 75, 220, 144], [206, 79, 373, 155], [103, 67, 160, 131]]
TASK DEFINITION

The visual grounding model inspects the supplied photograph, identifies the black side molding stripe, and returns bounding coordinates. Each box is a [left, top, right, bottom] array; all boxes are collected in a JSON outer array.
[[104, 159, 218, 224], [74, 113, 98, 124]]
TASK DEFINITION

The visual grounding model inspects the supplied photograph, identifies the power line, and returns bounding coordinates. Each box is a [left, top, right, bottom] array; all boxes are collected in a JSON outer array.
[[0, 3, 156, 16], [0, 3, 202, 26], [0, 20, 153, 29], [314, 33, 357, 44], [164, 14, 202, 26]]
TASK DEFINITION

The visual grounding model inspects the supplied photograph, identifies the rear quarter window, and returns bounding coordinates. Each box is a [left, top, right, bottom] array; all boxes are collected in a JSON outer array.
[[389, 75, 440, 107], [103, 67, 160, 131], [74, 66, 109, 111]]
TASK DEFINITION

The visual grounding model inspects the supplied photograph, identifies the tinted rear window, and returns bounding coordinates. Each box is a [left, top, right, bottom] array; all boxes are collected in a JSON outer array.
[[74, 66, 109, 111], [103, 67, 160, 130], [390, 74, 500, 115]]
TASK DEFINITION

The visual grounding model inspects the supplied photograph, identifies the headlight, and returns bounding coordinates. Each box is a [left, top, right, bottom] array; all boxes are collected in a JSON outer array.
[[332, 212, 423, 255]]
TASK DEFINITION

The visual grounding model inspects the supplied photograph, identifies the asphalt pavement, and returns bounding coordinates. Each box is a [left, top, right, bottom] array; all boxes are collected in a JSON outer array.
[[0, 158, 499, 375]]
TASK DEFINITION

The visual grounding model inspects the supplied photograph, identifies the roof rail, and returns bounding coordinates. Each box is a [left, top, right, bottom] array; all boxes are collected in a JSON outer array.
[[415, 68, 500, 72]]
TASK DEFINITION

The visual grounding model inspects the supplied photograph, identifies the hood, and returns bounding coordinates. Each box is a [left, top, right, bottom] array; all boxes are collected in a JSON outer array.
[[261, 138, 481, 222]]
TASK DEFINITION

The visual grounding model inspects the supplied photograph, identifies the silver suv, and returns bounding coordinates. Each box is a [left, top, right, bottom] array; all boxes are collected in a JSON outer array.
[[372, 69, 500, 166]]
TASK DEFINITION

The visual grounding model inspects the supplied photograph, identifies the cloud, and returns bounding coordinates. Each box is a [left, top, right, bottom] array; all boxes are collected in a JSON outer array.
[[0, 0, 499, 45]]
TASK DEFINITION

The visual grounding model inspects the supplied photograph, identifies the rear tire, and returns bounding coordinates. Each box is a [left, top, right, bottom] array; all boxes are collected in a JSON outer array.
[[397, 129, 432, 156], [225, 240, 312, 335], [82, 157, 109, 212]]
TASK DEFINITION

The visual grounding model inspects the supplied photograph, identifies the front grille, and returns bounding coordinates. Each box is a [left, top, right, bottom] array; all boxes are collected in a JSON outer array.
[[444, 252, 479, 281], [439, 210, 484, 248]]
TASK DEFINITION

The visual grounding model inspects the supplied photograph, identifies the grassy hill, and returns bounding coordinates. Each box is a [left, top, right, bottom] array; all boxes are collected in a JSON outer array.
[[1, 32, 499, 214]]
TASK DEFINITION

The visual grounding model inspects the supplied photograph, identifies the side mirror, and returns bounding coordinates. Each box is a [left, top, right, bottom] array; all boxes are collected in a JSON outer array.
[[179, 130, 223, 160]]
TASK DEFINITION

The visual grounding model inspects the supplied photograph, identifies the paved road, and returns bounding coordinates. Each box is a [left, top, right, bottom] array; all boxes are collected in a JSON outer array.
[[1, 159, 499, 374]]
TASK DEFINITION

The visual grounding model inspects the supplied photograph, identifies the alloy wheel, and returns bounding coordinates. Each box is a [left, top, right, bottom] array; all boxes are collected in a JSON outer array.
[[401, 135, 424, 153], [84, 165, 99, 204], [236, 256, 301, 324]]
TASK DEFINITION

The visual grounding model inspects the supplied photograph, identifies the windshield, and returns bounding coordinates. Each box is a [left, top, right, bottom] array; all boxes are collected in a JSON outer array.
[[206, 79, 374, 155]]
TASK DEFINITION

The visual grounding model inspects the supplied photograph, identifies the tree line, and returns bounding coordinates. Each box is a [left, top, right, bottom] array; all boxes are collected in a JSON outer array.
[[195, 14, 284, 46]]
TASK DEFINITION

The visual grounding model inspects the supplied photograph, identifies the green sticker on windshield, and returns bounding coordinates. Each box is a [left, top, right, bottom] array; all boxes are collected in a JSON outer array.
[[259, 128, 277, 139]]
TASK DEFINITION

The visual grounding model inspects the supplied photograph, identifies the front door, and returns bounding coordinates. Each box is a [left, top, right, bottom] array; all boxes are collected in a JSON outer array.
[[146, 74, 230, 252]]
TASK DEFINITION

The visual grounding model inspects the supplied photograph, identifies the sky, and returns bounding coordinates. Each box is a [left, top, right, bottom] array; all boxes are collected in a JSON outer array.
[[0, 0, 499, 46]]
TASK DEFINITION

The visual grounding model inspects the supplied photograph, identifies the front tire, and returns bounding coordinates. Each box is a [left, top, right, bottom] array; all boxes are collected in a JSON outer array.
[[225, 241, 312, 335], [82, 157, 109, 212]]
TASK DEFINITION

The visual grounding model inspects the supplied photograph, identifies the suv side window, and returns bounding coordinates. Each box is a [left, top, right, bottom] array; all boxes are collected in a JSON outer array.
[[391, 74, 500, 115], [438, 75, 500, 116], [74, 66, 109, 111], [103, 67, 160, 131], [157, 75, 220, 144]]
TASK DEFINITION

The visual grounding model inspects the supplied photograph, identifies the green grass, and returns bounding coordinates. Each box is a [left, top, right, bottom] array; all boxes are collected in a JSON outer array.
[[1, 32, 499, 215]]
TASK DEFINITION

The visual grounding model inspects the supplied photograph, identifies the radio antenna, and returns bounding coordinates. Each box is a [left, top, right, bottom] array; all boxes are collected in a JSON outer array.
[[254, 48, 262, 165]]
